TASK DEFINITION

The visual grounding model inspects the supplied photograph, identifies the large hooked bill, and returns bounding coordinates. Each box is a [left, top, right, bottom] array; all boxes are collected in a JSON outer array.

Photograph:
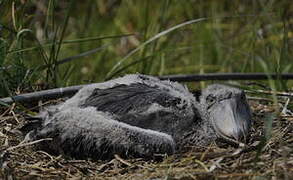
[[200, 84, 253, 146], [211, 95, 252, 146]]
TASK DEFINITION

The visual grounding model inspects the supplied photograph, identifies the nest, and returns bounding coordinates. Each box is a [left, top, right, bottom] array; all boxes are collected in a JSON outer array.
[[0, 98, 292, 180]]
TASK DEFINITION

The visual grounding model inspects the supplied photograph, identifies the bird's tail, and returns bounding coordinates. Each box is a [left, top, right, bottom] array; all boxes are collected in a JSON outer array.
[[20, 114, 44, 135], [20, 108, 56, 137]]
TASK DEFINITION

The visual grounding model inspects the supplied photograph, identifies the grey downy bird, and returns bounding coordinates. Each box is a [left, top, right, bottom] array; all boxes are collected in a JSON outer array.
[[23, 74, 252, 160]]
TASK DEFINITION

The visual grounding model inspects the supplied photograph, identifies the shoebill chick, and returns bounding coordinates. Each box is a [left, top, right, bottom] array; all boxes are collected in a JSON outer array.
[[24, 74, 252, 160]]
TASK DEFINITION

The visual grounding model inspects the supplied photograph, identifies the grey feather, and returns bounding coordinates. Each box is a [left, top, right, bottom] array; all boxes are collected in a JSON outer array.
[[23, 74, 252, 160]]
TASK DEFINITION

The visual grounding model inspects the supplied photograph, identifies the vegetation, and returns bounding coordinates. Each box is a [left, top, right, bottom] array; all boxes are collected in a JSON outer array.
[[0, 0, 292, 96], [0, 0, 292, 179]]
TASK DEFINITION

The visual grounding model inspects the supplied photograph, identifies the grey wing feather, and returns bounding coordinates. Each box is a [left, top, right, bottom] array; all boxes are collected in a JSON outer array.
[[29, 107, 175, 160], [80, 83, 183, 115], [80, 83, 201, 140]]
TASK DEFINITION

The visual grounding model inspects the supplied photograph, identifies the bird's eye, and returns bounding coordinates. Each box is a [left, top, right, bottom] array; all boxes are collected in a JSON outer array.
[[206, 95, 215, 104], [240, 94, 246, 100]]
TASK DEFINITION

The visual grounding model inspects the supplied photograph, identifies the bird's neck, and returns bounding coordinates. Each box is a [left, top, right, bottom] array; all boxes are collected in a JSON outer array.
[[174, 104, 217, 150]]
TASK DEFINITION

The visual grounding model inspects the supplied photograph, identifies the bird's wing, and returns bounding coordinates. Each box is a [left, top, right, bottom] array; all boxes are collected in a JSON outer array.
[[79, 83, 199, 137], [29, 107, 175, 160], [81, 83, 183, 115]]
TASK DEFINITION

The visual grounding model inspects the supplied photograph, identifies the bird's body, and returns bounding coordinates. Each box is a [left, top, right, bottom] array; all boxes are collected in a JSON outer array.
[[24, 74, 252, 160]]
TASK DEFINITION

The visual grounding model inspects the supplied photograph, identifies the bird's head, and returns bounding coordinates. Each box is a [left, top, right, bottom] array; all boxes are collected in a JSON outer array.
[[200, 84, 252, 144]]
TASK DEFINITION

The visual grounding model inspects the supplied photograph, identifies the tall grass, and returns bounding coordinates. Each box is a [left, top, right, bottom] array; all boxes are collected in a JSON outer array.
[[0, 0, 292, 96]]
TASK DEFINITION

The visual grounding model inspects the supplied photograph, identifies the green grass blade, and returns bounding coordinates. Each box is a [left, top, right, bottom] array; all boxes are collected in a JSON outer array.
[[0, 38, 7, 66], [7, 34, 134, 54], [54, 0, 76, 61], [105, 18, 207, 80]]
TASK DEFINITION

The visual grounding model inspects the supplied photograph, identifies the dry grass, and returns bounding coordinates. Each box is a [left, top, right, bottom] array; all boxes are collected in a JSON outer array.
[[0, 97, 292, 180]]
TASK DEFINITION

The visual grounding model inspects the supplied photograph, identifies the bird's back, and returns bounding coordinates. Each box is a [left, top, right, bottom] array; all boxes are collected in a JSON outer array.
[[78, 74, 202, 138]]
